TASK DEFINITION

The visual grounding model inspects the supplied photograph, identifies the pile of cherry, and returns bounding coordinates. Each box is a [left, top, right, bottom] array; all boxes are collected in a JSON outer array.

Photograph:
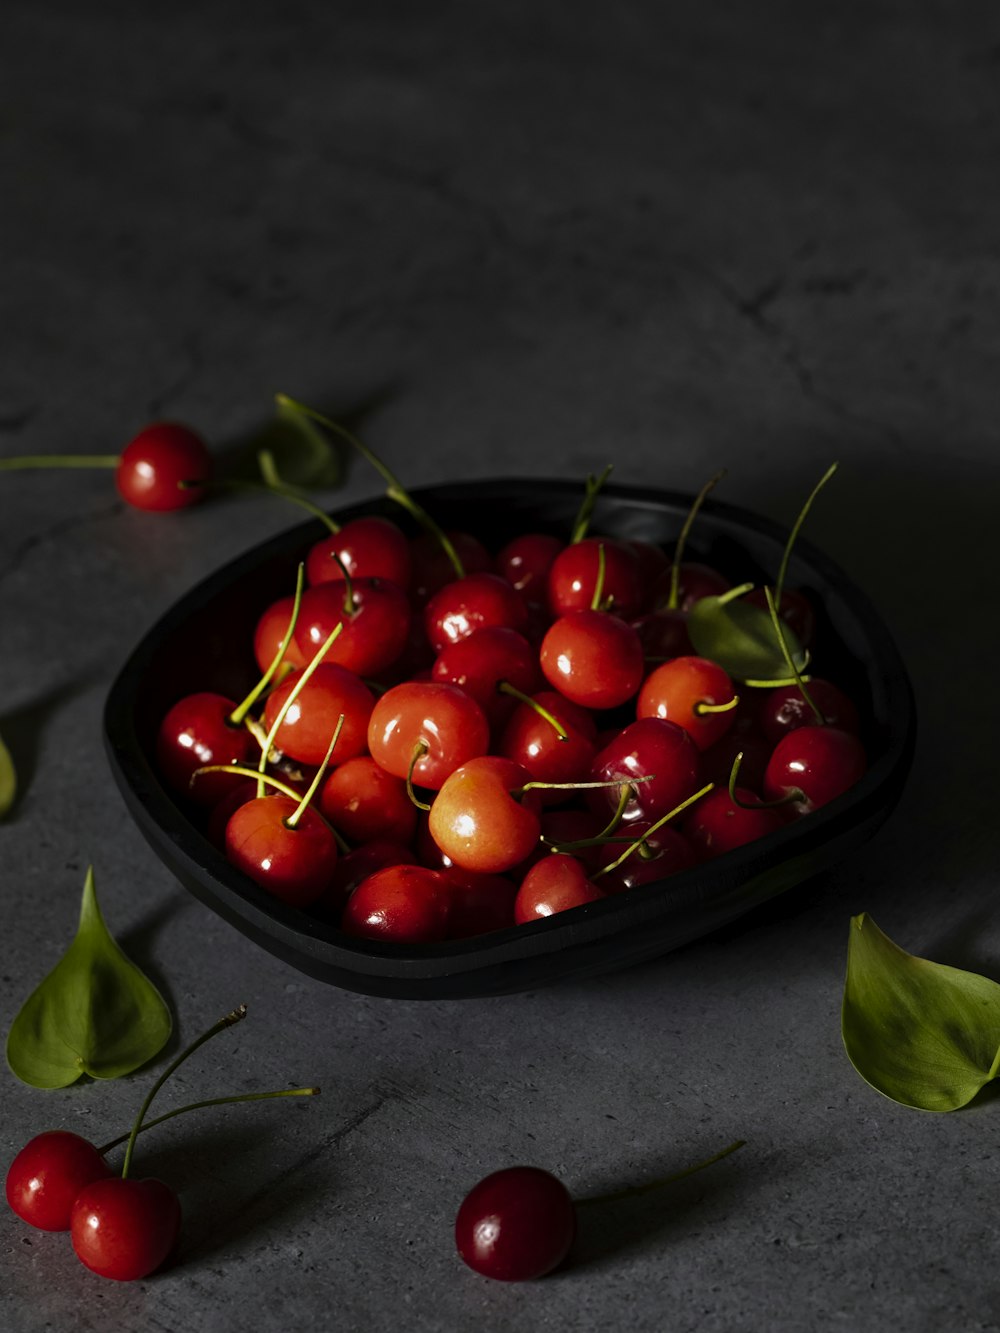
[[153, 471, 868, 946]]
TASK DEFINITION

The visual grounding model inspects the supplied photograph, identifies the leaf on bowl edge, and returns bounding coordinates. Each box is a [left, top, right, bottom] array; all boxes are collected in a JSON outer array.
[[841, 912, 1000, 1112], [6, 866, 173, 1089], [687, 591, 807, 683]]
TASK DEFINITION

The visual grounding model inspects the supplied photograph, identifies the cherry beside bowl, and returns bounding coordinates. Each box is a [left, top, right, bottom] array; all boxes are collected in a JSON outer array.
[[103, 477, 915, 999]]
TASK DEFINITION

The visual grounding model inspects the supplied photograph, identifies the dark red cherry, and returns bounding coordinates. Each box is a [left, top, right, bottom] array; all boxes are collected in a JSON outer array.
[[340, 863, 449, 942], [498, 689, 597, 803], [70, 1176, 181, 1281], [115, 422, 211, 512], [547, 537, 643, 620], [156, 692, 256, 806], [631, 607, 695, 662], [318, 755, 417, 846], [593, 820, 698, 893], [440, 867, 518, 938], [589, 717, 702, 825], [424, 573, 529, 653], [6, 1131, 113, 1232], [758, 679, 860, 746], [431, 627, 542, 730], [514, 853, 605, 922], [763, 726, 867, 815], [294, 578, 411, 677], [745, 586, 816, 649], [681, 786, 786, 859], [305, 514, 411, 590], [410, 530, 494, 606], [225, 795, 337, 908], [455, 1165, 576, 1281], [496, 532, 564, 602], [325, 839, 418, 914], [539, 609, 644, 710]]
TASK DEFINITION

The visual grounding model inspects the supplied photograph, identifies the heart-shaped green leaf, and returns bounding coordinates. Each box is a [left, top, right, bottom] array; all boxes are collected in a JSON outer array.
[[249, 400, 343, 491], [687, 590, 807, 683], [842, 913, 1000, 1112], [6, 867, 172, 1088], [0, 728, 15, 817]]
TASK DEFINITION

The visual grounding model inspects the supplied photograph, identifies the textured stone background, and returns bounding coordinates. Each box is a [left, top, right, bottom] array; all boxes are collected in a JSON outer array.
[[3, 3, 1000, 1330]]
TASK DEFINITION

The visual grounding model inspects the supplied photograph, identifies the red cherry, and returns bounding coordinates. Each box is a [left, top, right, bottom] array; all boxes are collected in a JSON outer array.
[[294, 578, 411, 677], [546, 537, 644, 620], [367, 681, 490, 791], [631, 607, 695, 662], [115, 422, 211, 512], [539, 609, 645, 710], [263, 664, 374, 767], [156, 692, 256, 806], [305, 515, 411, 590], [495, 532, 564, 602], [318, 755, 417, 845], [680, 787, 786, 859], [637, 655, 738, 751], [700, 729, 773, 795], [428, 756, 541, 874], [758, 679, 860, 746], [455, 1165, 576, 1281], [431, 626, 542, 731], [498, 690, 597, 803], [70, 1176, 181, 1281], [424, 572, 529, 654], [652, 561, 731, 611], [514, 853, 605, 922], [253, 595, 308, 675], [589, 717, 702, 825], [593, 820, 698, 893], [439, 867, 518, 938], [410, 530, 494, 605], [225, 795, 337, 908], [340, 863, 449, 942], [6, 1131, 113, 1232], [325, 839, 418, 914], [763, 726, 867, 815], [537, 808, 608, 873]]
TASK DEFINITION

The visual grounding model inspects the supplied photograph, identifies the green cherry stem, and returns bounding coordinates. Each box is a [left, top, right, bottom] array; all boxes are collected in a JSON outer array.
[[0, 454, 120, 471], [693, 696, 740, 717], [592, 781, 714, 878], [191, 765, 301, 801], [569, 465, 614, 545], [666, 469, 727, 611], [727, 752, 802, 810], [714, 581, 755, 607], [774, 461, 838, 611], [589, 542, 608, 612], [762, 587, 823, 724], [575, 1138, 746, 1209], [287, 715, 345, 829], [97, 1087, 320, 1156], [257, 620, 344, 798], [496, 682, 569, 741], [406, 741, 432, 812], [180, 475, 340, 534], [120, 1005, 248, 1180], [228, 563, 306, 727], [275, 394, 465, 580]]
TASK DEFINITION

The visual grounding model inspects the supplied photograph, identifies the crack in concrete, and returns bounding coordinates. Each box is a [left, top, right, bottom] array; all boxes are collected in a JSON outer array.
[[146, 336, 206, 418]]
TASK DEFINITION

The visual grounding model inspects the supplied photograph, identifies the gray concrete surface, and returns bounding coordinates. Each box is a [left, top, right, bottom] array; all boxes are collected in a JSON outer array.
[[3, 2, 1000, 1329]]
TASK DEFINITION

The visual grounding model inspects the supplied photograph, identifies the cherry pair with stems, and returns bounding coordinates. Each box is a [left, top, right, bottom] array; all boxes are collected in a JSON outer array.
[[5, 1004, 318, 1281]]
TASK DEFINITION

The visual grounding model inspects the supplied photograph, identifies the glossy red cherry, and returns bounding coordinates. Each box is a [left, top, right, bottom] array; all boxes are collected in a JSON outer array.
[[439, 867, 519, 938], [763, 726, 867, 815], [589, 717, 702, 825], [340, 863, 449, 942], [70, 1176, 181, 1281], [225, 795, 337, 907], [156, 692, 256, 806], [498, 689, 597, 803], [253, 594, 308, 674], [431, 627, 542, 731], [539, 609, 645, 710], [680, 787, 786, 859], [546, 537, 643, 619], [263, 664, 374, 766], [115, 422, 211, 512], [514, 853, 605, 922], [305, 514, 412, 590], [325, 839, 418, 913], [318, 755, 417, 845], [6, 1131, 113, 1232], [637, 655, 739, 751], [592, 820, 698, 893], [367, 681, 490, 790], [496, 532, 564, 602], [429, 757, 541, 874], [424, 572, 529, 653], [758, 678, 860, 746], [294, 578, 411, 677], [455, 1165, 576, 1281]]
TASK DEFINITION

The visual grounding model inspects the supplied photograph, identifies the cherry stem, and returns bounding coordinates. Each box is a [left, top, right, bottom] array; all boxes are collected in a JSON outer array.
[[257, 447, 342, 532], [0, 454, 121, 471], [774, 461, 838, 610], [121, 1005, 248, 1180], [569, 465, 613, 545], [191, 764, 303, 801], [180, 475, 340, 534], [592, 781, 714, 878], [666, 469, 727, 611], [693, 695, 739, 717], [762, 587, 823, 724], [742, 672, 812, 689], [275, 395, 465, 580], [496, 682, 569, 741], [229, 564, 306, 727], [257, 620, 344, 798], [544, 783, 632, 852], [97, 1087, 319, 1156], [715, 581, 755, 607], [287, 714, 345, 829], [727, 752, 802, 809], [518, 775, 655, 796], [589, 541, 608, 612], [406, 740, 431, 811], [575, 1138, 746, 1209]]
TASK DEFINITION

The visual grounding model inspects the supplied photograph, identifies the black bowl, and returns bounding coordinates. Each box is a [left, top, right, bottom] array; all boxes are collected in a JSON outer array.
[[103, 478, 915, 999]]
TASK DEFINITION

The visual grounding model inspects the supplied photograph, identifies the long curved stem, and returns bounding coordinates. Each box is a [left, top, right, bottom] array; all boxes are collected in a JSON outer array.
[[98, 1087, 319, 1156]]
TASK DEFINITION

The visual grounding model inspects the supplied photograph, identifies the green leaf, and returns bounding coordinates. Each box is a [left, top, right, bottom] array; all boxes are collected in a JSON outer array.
[[6, 867, 172, 1088], [687, 590, 807, 683], [248, 400, 343, 491], [0, 728, 15, 817], [842, 913, 1000, 1112]]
